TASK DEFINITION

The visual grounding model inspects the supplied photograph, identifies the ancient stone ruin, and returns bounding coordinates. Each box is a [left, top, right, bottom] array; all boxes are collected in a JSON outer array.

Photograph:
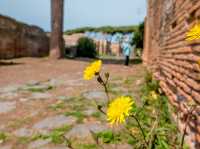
[[143, 0, 200, 148], [95, 39, 122, 56], [63, 33, 123, 57], [0, 15, 49, 59]]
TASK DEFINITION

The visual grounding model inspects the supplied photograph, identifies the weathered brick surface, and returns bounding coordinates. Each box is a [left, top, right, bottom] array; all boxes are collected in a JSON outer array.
[[0, 14, 49, 59], [143, 0, 200, 148]]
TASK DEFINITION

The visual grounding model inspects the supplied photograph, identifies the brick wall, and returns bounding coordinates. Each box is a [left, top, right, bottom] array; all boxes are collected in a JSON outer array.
[[143, 0, 200, 148], [0, 14, 49, 59]]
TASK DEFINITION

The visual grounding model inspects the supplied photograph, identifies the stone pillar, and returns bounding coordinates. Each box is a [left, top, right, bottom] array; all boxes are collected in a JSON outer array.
[[50, 0, 64, 59]]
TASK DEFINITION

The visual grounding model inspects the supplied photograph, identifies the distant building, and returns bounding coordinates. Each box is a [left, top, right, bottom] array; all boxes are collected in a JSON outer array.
[[63, 32, 134, 57], [85, 32, 133, 56], [63, 33, 84, 57]]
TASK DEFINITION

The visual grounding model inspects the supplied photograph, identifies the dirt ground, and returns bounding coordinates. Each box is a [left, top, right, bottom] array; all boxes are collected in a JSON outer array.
[[0, 57, 146, 149]]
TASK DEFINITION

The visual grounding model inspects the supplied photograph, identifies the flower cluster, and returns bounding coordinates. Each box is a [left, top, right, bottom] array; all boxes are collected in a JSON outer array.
[[83, 60, 134, 126]]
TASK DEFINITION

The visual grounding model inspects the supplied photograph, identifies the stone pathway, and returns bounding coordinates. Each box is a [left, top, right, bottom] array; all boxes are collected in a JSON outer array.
[[0, 58, 146, 149], [0, 101, 16, 113]]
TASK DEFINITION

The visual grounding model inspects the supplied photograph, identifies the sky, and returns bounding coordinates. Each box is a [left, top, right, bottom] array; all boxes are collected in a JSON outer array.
[[0, 0, 146, 31]]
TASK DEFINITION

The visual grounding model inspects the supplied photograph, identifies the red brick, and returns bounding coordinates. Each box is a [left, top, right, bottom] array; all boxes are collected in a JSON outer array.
[[144, 0, 200, 146]]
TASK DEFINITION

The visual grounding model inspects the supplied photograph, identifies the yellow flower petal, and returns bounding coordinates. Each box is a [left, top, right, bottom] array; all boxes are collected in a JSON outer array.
[[186, 23, 200, 41], [197, 59, 200, 67], [83, 60, 102, 80], [150, 91, 158, 100], [107, 96, 134, 125]]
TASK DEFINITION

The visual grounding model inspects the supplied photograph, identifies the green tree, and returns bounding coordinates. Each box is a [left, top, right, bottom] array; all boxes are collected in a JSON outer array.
[[131, 22, 144, 49], [65, 25, 137, 35], [76, 37, 97, 58]]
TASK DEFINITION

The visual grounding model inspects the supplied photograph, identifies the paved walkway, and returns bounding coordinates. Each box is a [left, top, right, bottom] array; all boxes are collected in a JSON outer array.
[[0, 58, 146, 149]]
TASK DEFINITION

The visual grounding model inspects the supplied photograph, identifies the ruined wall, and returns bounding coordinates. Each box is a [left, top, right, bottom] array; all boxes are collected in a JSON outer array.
[[143, 0, 200, 148], [63, 34, 84, 47], [63, 34, 123, 57], [95, 40, 122, 56], [0, 15, 49, 59]]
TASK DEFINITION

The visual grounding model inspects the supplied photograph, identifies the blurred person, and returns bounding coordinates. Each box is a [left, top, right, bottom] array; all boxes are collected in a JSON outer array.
[[121, 41, 132, 66]]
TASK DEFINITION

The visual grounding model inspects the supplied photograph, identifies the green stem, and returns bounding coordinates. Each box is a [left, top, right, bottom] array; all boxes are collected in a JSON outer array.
[[131, 114, 148, 147], [147, 117, 158, 149], [180, 116, 189, 149], [103, 82, 110, 104], [93, 100, 106, 115], [97, 74, 110, 104], [180, 106, 195, 149]]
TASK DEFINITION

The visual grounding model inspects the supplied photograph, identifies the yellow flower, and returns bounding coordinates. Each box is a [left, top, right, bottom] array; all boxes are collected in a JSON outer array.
[[83, 60, 102, 80], [150, 91, 158, 100], [198, 59, 200, 67], [107, 96, 134, 125], [186, 23, 200, 41]]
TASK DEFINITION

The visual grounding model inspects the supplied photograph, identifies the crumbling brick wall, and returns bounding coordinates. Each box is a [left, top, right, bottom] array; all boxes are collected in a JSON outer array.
[[0, 14, 49, 59], [143, 0, 200, 148]]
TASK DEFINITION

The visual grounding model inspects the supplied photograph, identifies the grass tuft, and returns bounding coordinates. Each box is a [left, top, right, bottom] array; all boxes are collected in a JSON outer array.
[[64, 111, 85, 123]]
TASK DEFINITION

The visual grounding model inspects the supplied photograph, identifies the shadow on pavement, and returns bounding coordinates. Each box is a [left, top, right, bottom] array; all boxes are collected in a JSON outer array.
[[0, 61, 24, 66], [70, 57, 142, 65]]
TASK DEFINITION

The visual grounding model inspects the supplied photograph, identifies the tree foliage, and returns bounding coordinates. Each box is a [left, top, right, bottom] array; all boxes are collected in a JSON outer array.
[[76, 37, 97, 58], [131, 22, 144, 49], [65, 25, 137, 35]]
